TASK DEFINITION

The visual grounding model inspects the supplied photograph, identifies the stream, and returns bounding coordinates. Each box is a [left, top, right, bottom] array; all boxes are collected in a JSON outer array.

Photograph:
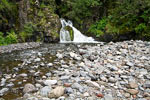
[[0, 43, 80, 100]]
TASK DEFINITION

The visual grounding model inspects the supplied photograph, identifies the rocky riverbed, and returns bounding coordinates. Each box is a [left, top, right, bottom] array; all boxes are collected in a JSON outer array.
[[0, 42, 41, 54], [0, 40, 150, 100]]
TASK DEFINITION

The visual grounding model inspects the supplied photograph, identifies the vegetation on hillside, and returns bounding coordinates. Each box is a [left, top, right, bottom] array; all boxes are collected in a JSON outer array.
[[58, 0, 150, 41], [0, 0, 150, 45]]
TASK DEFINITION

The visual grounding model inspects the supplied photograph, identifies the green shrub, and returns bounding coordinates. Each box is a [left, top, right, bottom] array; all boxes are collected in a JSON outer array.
[[5, 31, 18, 44], [0, 32, 5, 46], [108, 0, 150, 40], [19, 22, 36, 42], [88, 18, 107, 37]]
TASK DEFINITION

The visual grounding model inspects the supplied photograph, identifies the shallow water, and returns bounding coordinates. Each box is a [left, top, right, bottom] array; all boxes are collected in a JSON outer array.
[[0, 43, 70, 100], [0, 43, 102, 100]]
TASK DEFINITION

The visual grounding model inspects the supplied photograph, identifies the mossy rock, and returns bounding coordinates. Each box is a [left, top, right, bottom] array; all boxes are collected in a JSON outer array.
[[65, 26, 74, 41], [27, 0, 61, 42]]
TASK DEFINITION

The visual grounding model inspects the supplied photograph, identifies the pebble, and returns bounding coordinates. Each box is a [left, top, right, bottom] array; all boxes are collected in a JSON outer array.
[[60, 76, 70, 80], [44, 80, 57, 86], [104, 94, 114, 100], [83, 92, 90, 97], [124, 93, 130, 98], [1, 41, 150, 100], [34, 58, 41, 62], [85, 80, 100, 88], [126, 89, 139, 95], [72, 83, 84, 92], [48, 86, 65, 98], [0, 88, 9, 96], [108, 77, 117, 83], [40, 86, 51, 97], [129, 81, 138, 89], [64, 87, 73, 94], [23, 83, 36, 94]]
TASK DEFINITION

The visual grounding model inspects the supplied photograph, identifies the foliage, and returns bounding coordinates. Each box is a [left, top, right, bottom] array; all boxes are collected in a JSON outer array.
[[0, 32, 5, 46], [0, 31, 18, 46], [65, 26, 74, 41], [88, 18, 107, 37], [0, 0, 18, 32], [58, 0, 102, 25], [5, 31, 18, 44], [108, 0, 150, 40], [19, 22, 36, 42]]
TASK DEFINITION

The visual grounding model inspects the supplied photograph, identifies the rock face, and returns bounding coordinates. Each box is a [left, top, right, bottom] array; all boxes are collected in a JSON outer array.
[[18, 0, 61, 42]]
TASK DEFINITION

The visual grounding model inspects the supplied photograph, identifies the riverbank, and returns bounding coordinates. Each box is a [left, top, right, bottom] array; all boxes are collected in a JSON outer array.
[[0, 42, 41, 54], [0, 40, 150, 100]]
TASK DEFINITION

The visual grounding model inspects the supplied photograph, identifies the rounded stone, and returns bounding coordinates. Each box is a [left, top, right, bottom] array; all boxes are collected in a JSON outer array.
[[23, 83, 36, 94]]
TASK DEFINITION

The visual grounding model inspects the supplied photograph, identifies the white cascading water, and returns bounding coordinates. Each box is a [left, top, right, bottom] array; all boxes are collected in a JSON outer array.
[[60, 18, 98, 43]]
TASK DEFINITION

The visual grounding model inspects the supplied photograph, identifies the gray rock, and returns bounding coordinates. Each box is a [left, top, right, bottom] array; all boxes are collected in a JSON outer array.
[[34, 58, 41, 62], [120, 75, 128, 79], [48, 86, 65, 98], [56, 53, 63, 59], [107, 64, 118, 71], [126, 89, 139, 95], [0, 78, 6, 86], [129, 81, 138, 89], [40, 63, 45, 67], [124, 93, 130, 98], [19, 73, 28, 77], [45, 73, 52, 77], [61, 65, 69, 68], [144, 81, 150, 88], [0, 88, 9, 96], [104, 94, 114, 100], [108, 77, 117, 83], [72, 83, 83, 92], [6, 83, 14, 87], [139, 68, 148, 75], [26, 97, 38, 100], [40, 86, 51, 97], [85, 80, 100, 88], [44, 80, 57, 86], [60, 76, 70, 80], [64, 87, 73, 94], [47, 63, 53, 67], [126, 62, 134, 67], [23, 83, 36, 94], [35, 83, 42, 88]]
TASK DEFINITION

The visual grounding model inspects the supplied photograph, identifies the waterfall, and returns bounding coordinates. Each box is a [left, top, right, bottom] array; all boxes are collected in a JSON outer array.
[[60, 18, 98, 43]]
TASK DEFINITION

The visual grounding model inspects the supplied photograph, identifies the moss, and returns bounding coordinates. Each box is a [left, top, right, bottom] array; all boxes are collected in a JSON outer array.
[[65, 26, 74, 41]]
